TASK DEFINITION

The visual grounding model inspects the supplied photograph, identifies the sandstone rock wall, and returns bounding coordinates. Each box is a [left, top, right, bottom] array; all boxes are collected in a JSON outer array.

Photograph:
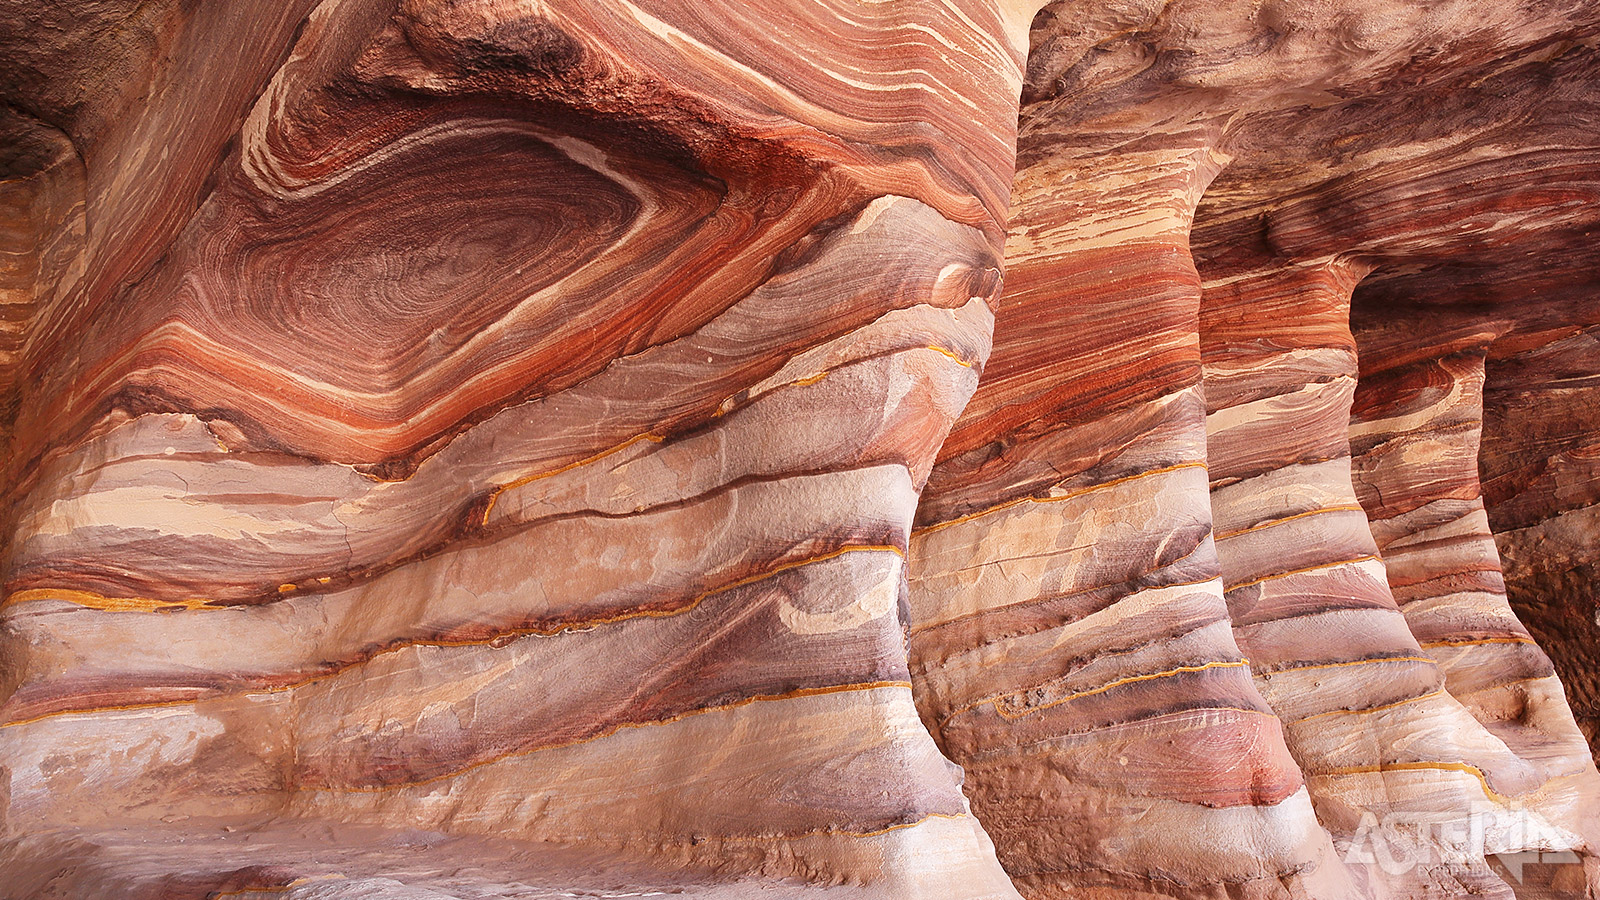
[[1, 1, 1599, 898]]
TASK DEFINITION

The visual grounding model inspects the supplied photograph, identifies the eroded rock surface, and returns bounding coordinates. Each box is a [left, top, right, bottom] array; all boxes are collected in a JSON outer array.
[[1, 1, 1598, 899]]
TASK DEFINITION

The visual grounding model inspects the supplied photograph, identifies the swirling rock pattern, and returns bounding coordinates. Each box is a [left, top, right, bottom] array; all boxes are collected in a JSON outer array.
[[3, 0, 1600, 898], [0, 0, 1038, 896]]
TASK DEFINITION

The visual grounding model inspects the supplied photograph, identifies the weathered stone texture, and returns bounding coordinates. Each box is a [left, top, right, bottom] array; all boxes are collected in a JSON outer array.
[[2, 1, 1599, 898]]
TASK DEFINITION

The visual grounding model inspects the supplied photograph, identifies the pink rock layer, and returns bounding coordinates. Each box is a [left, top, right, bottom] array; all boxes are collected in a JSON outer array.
[[3, 1, 1600, 899]]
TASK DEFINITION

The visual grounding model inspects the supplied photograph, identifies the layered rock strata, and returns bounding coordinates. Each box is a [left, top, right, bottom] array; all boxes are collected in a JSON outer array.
[[0, 0, 1042, 896], [3, 1, 1600, 899], [1351, 310, 1600, 875], [907, 122, 1356, 899], [1197, 255, 1582, 898], [1178, 12, 1600, 888], [1479, 295, 1600, 764]]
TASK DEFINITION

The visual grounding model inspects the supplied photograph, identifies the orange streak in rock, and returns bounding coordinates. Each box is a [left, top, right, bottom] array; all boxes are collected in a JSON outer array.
[[0, 545, 906, 728], [720, 811, 973, 842], [481, 431, 667, 525], [925, 345, 975, 368], [401, 543, 906, 646], [14, 343, 970, 611], [2, 698, 220, 729], [300, 680, 916, 794], [1313, 761, 1510, 802], [1214, 505, 1369, 540], [1419, 636, 1537, 648], [1262, 655, 1438, 676], [910, 560, 1221, 639], [912, 461, 1209, 538], [1224, 554, 1382, 592], [479, 343, 967, 526], [1289, 690, 1444, 725], [1, 588, 218, 612], [992, 658, 1252, 720], [907, 563, 1219, 639]]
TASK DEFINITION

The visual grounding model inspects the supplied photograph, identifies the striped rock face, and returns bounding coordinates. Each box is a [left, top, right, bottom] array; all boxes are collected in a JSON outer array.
[[907, 123, 1358, 900], [1482, 301, 1600, 772], [4, 1, 1600, 899], [0, 0, 1042, 896]]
